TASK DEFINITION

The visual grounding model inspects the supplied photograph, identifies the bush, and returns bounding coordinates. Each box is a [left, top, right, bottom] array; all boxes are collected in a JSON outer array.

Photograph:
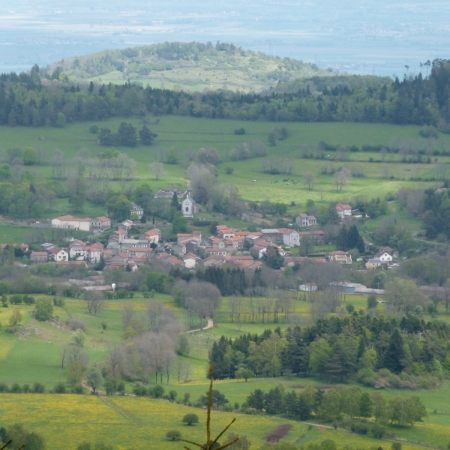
[[35, 297, 54, 321], [169, 390, 178, 401], [22, 384, 30, 393], [23, 295, 35, 305], [54, 382, 67, 393], [32, 382, 45, 393], [182, 413, 199, 426], [150, 385, 165, 398], [371, 422, 386, 439], [133, 382, 148, 396], [89, 125, 99, 134], [350, 421, 369, 435], [367, 295, 378, 309], [10, 295, 22, 304], [0, 382, 9, 392], [68, 318, 87, 331], [166, 430, 182, 441], [71, 384, 84, 394], [234, 128, 246, 135]]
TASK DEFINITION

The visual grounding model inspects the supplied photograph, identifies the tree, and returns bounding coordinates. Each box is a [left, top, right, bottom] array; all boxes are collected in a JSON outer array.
[[85, 367, 104, 394], [334, 168, 351, 191], [383, 329, 406, 374], [117, 122, 137, 147], [300, 236, 314, 256], [304, 171, 318, 190], [34, 297, 53, 321], [55, 112, 66, 128], [9, 309, 22, 326], [66, 345, 89, 385], [182, 413, 199, 426], [359, 392, 374, 418], [367, 295, 378, 309], [264, 246, 284, 269], [6, 424, 45, 450], [139, 125, 157, 145], [106, 194, 132, 221], [235, 368, 254, 382], [84, 291, 105, 316], [67, 175, 86, 212], [166, 430, 182, 441], [247, 389, 265, 411], [149, 161, 166, 180]]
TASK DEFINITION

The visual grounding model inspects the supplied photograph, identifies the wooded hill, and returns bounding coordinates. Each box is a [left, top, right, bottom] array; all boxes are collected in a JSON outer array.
[[46, 41, 336, 92]]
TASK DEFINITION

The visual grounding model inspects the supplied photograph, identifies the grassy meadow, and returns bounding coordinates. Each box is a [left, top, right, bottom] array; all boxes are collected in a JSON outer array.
[[0, 117, 448, 211]]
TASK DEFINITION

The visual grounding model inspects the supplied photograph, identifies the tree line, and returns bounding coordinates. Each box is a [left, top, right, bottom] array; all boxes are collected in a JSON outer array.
[[1, 58, 450, 127], [209, 314, 450, 388]]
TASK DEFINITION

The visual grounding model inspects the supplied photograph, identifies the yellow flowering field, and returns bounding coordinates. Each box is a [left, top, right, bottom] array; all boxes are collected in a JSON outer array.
[[0, 394, 438, 450]]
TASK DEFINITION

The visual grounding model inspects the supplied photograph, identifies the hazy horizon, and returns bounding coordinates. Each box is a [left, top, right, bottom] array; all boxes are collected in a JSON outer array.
[[0, 0, 449, 78]]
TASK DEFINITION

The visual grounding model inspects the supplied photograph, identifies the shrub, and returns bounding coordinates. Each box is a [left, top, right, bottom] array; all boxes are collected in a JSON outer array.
[[68, 318, 87, 332], [150, 385, 165, 398], [166, 430, 182, 441], [11, 383, 22, 393], [169, 390, 178, 401], [133, 382, 147, 396], [35, 297, 54, 321], [351, 421, 369, 435], [71, 384, 83, 394], [10, 295, 22, 304], [54, 382, 67, 393], [182, 413, 199, 426], [0, 383, 9, 392], [371, 423, 386, 439], [22, 384, 30, 393], [234, 128, 246, 135], [32, 382, 45, 393], [23, 295, 35, 305]]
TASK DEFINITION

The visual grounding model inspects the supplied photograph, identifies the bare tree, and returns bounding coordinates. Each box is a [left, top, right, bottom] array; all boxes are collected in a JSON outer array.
[[182, 281, 221, 328], [334, 167, 351, 191], [84, 290, 105, 315], [304, 171, 318, 190], [149, 161, 166, 180]]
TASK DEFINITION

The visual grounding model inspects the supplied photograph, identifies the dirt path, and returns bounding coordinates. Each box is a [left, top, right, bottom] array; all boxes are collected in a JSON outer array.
[[183, 317, 214, 334]]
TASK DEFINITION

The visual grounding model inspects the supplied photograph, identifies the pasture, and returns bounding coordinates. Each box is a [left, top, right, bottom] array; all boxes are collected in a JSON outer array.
[[0, 117, 447, 208]]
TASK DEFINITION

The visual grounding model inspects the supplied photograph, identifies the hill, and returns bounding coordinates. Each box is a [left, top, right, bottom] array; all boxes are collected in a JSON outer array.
[[47, 41, 338, 92]]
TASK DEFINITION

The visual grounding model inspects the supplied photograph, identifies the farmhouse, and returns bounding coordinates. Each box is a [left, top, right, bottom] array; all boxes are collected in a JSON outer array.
[[328, 251, 353, 264], [30, 251, 48, 263], [336, 204, 352, 219], [130, 203, 144, 219], [278, 228, 300, 247]]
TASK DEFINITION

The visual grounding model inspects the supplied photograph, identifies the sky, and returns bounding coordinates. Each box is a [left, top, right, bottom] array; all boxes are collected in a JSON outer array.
[[0, 0, 448, 77]]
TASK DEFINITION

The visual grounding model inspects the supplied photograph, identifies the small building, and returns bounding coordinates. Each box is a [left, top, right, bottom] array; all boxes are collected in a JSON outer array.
[[141, 228, 161, 244], [366, 259, 383, 270], [183, 252, 198, 269], [51, 215, 93, 232], [299, 283, 318, 292], [31, 251, 48, 263], [296, 214, 317, 227], [91, 216, 111, 230]]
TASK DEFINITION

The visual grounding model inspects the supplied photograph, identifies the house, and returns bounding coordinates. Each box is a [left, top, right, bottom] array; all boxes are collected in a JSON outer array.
[[366, 259, 383, 270], [298, 230, 325, 244], [278, 228, 300, 247], [374, 250, 393, 262], [48, 247, 69, 262], [86, 244, 104, 263], [296, 214, 317, 227], [51, 215, 93, 232], [141, 228, 161, 244], [328, 251, 353, 264], [181, 191, 198, 218], [183, 252, 198, 269], [130, 203, 144, 219], [91, 216, 111, 230], [172, 243, 187, 257], [69, 240, 87, 260], [119, 220, 133, 232], [216, 226, 235, 239], [336, 204, 352, 219], [110, 229, 127, 244], [31, 251, 48, 263]]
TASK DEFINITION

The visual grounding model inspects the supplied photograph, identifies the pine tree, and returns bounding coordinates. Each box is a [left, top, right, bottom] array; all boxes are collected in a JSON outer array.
[[383, 329, 406, 374], [337, 225, 348, 250]]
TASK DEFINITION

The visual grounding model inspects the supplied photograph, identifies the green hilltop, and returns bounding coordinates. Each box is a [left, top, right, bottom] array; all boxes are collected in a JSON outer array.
[[48, 41, 338, 92]]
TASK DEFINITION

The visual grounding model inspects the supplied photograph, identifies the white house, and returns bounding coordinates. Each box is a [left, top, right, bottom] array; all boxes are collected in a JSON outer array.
[[69, 240, 87, 260], [182, 193, 197, 218], [278, 228, 300, 247], [336, 204, 352, 219], [374, 250, 393, 262], [48, 247, 69, 262], [183, 253, 198, 269], [86, 244, 103, 263], [91, 216, 111, 230]]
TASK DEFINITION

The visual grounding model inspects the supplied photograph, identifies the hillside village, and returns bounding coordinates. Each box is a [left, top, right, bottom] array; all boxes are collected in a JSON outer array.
[[16, 197, 400, 297]]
